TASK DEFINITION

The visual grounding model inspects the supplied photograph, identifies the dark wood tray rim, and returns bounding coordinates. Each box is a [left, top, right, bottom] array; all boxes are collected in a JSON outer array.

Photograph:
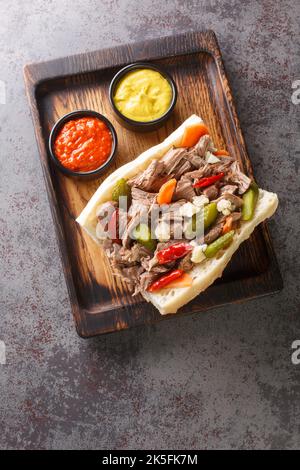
[[23, 30, 283, 338]]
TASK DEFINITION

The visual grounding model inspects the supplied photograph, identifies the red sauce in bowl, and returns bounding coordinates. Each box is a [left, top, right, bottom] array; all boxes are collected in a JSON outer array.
[[54, 117, 113, 173]]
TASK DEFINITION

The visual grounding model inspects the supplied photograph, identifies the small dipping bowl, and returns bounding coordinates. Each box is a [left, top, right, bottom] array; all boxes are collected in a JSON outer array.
[[109, 62, 177, 132], [49, 110, 118, 178]]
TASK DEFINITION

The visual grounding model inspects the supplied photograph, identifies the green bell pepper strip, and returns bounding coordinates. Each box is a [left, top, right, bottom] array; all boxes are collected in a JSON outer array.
[[192, 202, 218, 233], [242, 182, 259, 221], [204, 230, 235, 258], [132, 223, 157, 252], [204, 202, 218, 229]]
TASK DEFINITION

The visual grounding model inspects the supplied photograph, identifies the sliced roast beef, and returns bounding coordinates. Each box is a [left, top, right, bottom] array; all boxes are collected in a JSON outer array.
[[119, 243, 152, 264], [215, 212, 227, 226], [185, 149, 206, 169], [155, 239, 187, 252], [121, 266, 145, 288], [183, 135, 214, 168], [154, 200, 186, 222], [131, 187, 157, 205], [151, 263, 175, 275], [136, 271, 159, 293], [118, 208, 129, 239], [129, 187, 157, 218], [129, 202, 149, 219], [141, 256, 157, 272], [122, 214, 141, 249], [178, 252, 193, 272], [131, 243, 152, 261], [105, 243, 133, 269], [127, 160, 169, 192], [105, 243, 123, 270], [199, 211, 241, 245], [173, 176, 196, 201], [184, 163, 223, 181], [165, 200, 187, 211], [210, 160, 234, 174], [229, 211, 242, 229], [184, 165, 211, 181], [141, 255, 176, 273], [214, 211, 241, 227], [202, 184, 219, 200], [226, 161, 251, 194], [173, 135, 214, 169], [220, 184, 238, 195], [148, 196, 185, 220], [161, 147, 193, 179], [230, 211, 242, 222], [183, 161, 231, 182], [107, 244, 146, 284], [151, 265, 172, 275], [193, 134, 215, 157], [201, 224, 223, 245], [170, 216, 186, 240]]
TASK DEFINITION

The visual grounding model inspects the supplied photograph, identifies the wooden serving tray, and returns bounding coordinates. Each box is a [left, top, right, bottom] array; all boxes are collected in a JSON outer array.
[[24, 31, 282, 337]]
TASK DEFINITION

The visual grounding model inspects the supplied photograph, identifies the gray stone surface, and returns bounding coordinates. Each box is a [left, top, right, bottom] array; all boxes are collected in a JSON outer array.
[[0, 0, 299, 450]]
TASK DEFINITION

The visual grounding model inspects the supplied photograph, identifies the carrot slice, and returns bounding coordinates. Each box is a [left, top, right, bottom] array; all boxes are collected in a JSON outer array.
[[161, 272, 193, 289], [222, 215, 233, 234], [181, 123, 210, 148], [157, 178, 177, 205], [214, 149, 230, 156]]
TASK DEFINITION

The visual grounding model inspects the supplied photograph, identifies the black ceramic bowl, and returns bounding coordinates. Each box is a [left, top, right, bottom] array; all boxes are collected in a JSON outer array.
[[109, 62, 177, 132], [49, 110, 118, 178]]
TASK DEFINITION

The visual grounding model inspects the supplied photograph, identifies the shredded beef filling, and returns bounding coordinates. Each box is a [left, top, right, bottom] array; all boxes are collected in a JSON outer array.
[[96, 134, 252, 293]]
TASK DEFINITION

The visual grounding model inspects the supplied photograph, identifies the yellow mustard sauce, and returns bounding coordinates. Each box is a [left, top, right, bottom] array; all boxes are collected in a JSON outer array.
[[113, 69, 173, 122]]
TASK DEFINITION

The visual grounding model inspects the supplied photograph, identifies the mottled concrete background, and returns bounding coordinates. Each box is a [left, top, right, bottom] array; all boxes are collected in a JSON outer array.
[[0, 0, 299, 450]]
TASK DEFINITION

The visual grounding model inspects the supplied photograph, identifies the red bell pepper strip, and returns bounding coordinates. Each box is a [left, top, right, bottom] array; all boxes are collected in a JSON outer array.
[[157, 242, 192, 265], [147, 269, 184, 292], [192, 172, 224, 189], [108, 209, 122, 245], [214, 149, 230, 156]]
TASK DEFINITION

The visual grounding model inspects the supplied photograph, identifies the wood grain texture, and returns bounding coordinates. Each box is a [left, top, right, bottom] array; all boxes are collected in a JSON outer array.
[[23, 31, 282, 337]]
